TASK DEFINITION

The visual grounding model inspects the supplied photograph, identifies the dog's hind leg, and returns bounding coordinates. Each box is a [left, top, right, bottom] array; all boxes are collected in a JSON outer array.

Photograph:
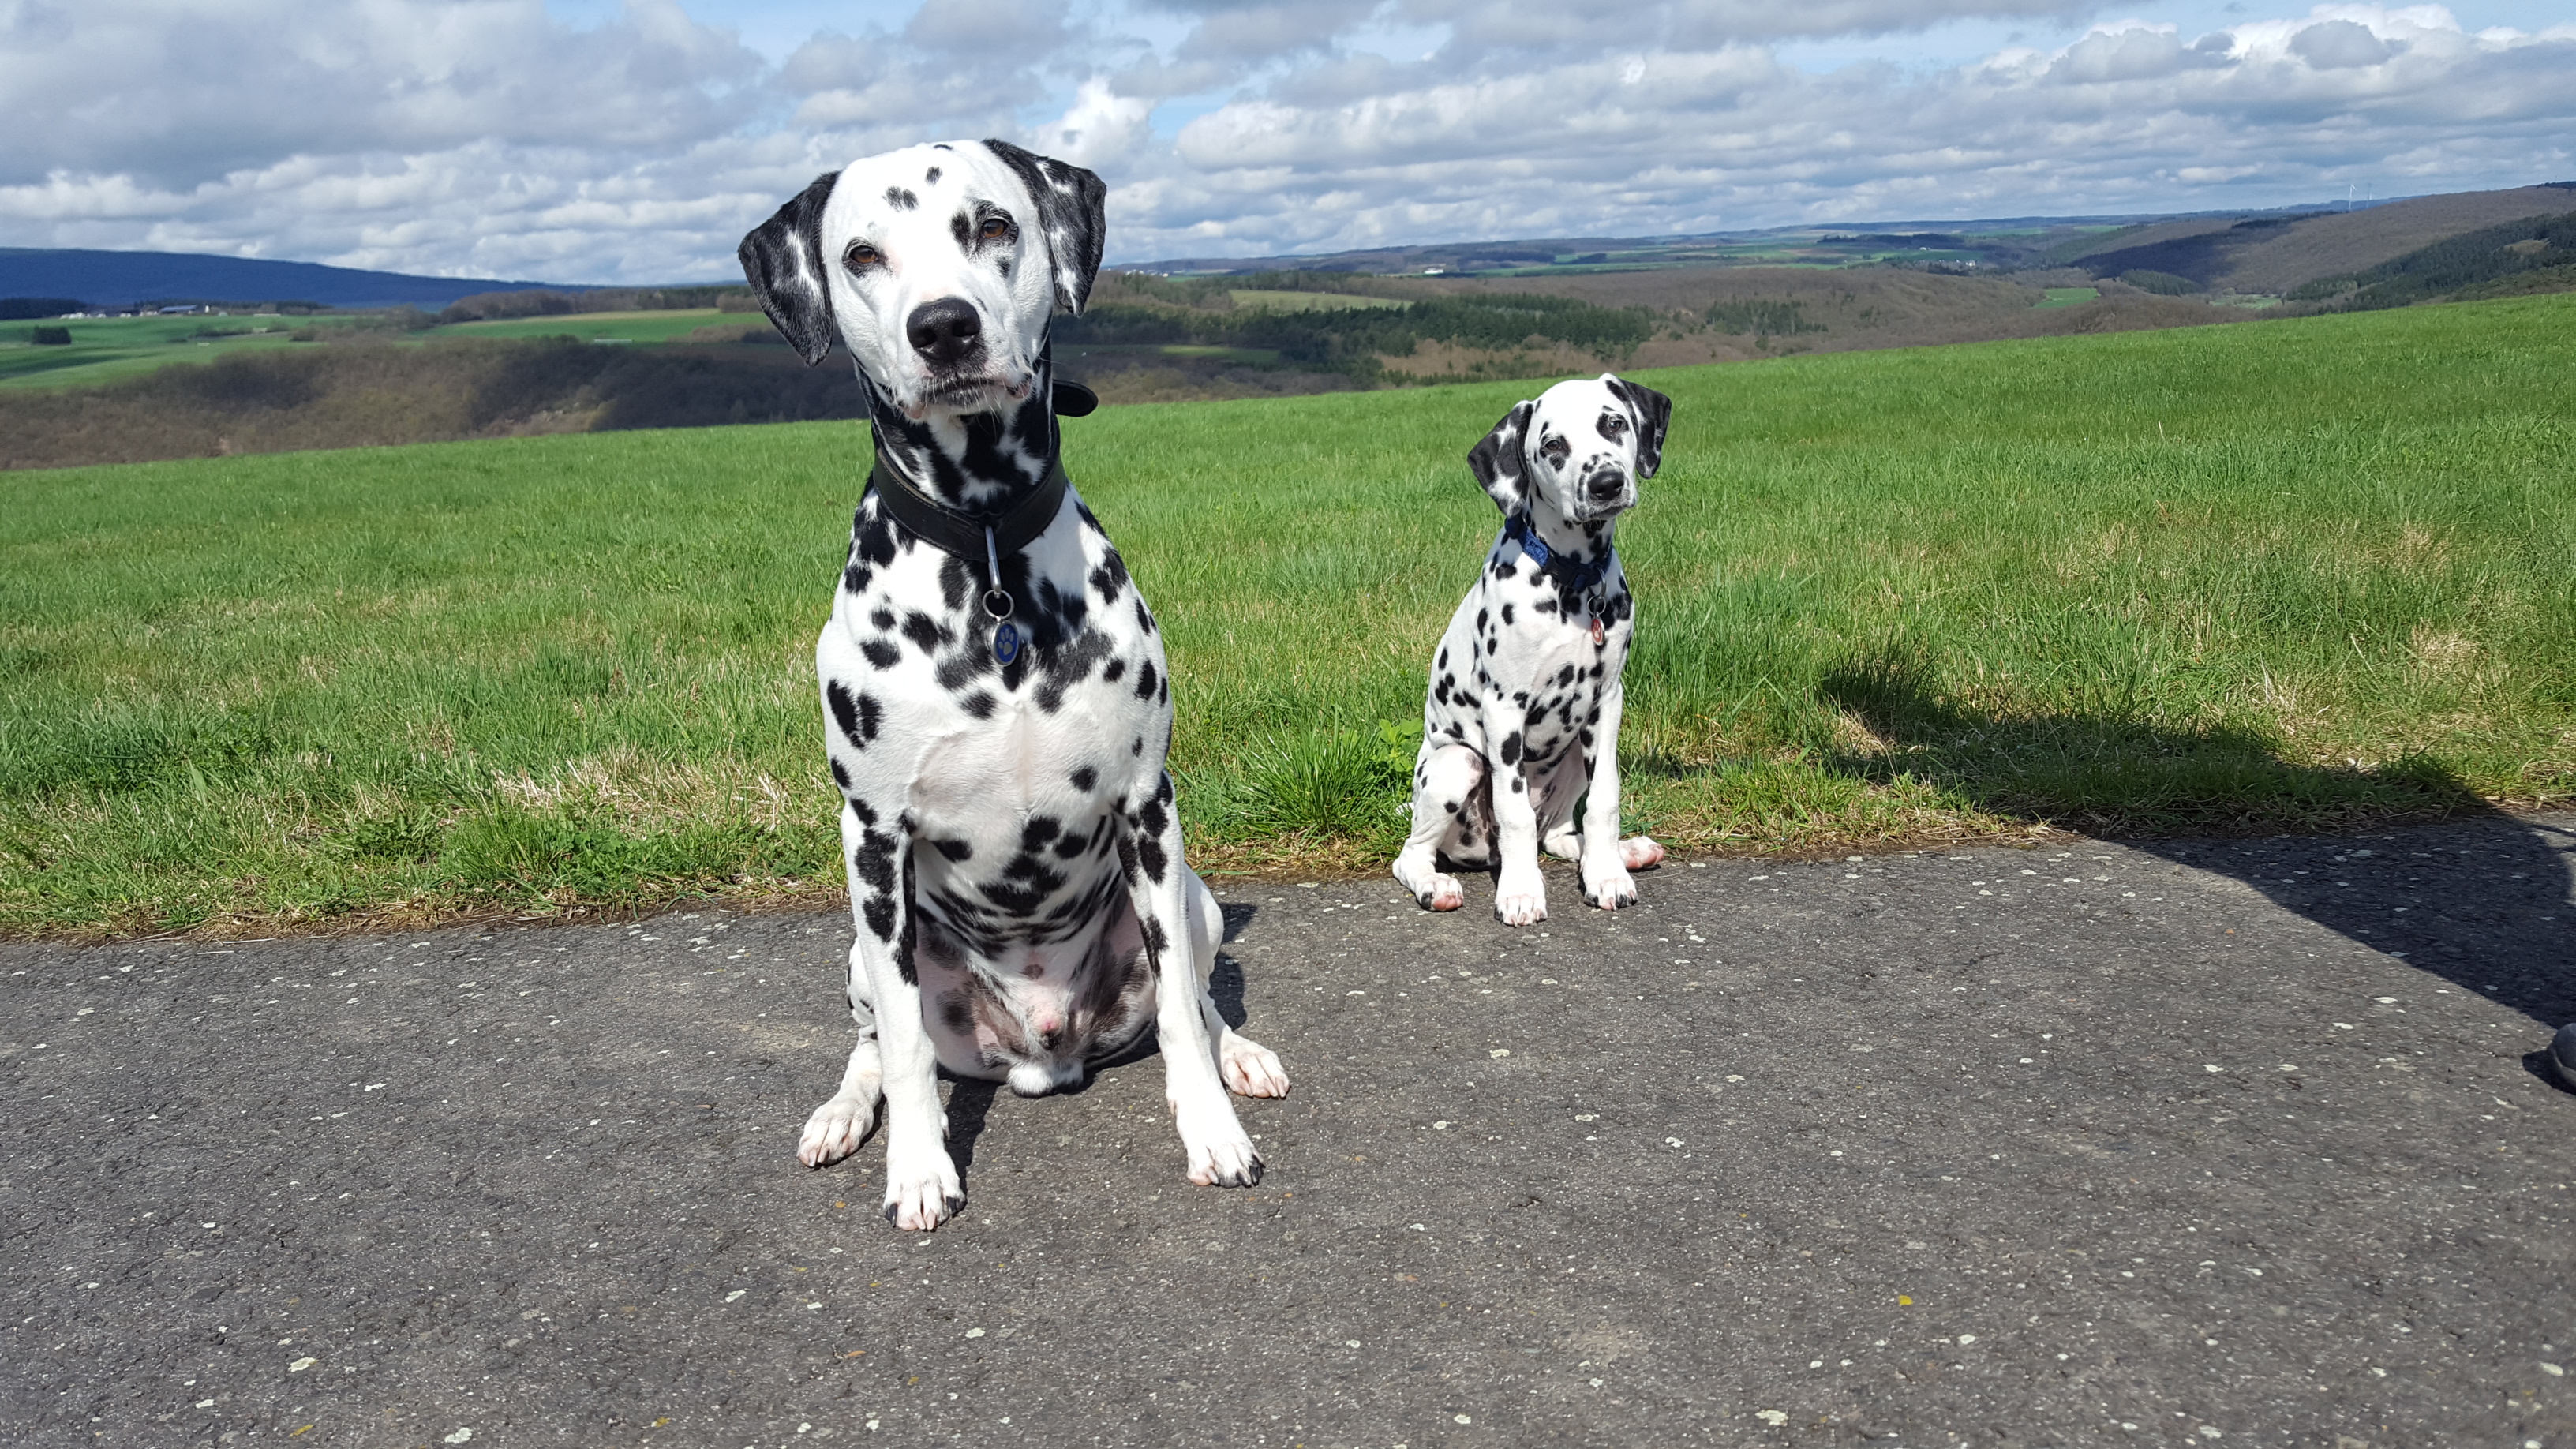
[[1185, 872, 1290, 1099], [1393, 743, 1485, 912], [1537, 754, 1592, 862], [796, 957, 883, 1168]]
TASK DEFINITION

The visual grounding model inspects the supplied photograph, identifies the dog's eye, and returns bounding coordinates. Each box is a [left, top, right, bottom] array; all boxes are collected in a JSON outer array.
[[843, 242, 882, 271], [979, 215, 1010, 241], [1602, 415, 1628, 437], [1541, 436, 1571, 462]]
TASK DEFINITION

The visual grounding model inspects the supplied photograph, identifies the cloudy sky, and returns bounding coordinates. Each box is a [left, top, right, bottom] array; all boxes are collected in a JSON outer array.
[[2, 0, 2570, 283]]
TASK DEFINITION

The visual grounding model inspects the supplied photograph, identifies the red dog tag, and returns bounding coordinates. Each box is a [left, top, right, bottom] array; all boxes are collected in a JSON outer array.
[[1590, 616, 1606, 648]]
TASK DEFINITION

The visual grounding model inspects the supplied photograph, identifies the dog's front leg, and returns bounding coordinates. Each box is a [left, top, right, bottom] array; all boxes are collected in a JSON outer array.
[[1122, 772, 1263, 1187], [836, 800, 960, 1230], [1578, 676, 1664, 909], [1486, 699, 1549, 927]]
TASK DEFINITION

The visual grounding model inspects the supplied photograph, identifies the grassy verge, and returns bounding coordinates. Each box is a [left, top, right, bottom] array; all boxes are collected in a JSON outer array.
[[4, 294, 2571, 935]]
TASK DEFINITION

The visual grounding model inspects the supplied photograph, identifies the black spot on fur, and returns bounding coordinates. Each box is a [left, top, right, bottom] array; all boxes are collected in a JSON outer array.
[[829, 758, 852, 789], [862, 638, 901, 671], [848, 796, 878, 827], [1069, 766, 1097, 791], [1088, 552, 1128, 603], [843, 564, 871, 594], [826, 680, 882, 748], [1130, 735, 1144, 755], [886, 186, 919, 210], [1501, 602, 1515, 625], [1133, 659, 1157, 702], [901, 611, 947, 653], [855, 508, 899, 567], [924, 166, 942, 183], [863, 893, 897, 942], [1499, 731, 1522, 766], [1021, 816, 1062, 851], [934, 837, 975, 863], [960, 691, 995, 719], [871, 608, 897, 631], [1103, 657, 1125, 683]]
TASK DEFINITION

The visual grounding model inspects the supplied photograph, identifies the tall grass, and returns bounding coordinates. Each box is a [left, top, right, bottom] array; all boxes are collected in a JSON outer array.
[[2, 294, 2570, 934]]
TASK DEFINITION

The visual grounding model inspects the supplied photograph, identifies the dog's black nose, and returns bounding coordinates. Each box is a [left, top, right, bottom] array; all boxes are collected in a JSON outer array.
[[905, 298, 983, 365], [1586, 470, 1626, 502]]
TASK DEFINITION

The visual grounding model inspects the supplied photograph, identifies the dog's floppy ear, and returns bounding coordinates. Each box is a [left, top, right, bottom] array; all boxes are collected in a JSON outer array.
[[737, 170, 841, 365], [981, 140, 1108, 316], [1602, 373, 1672, 479], [1466, 399, 1539, 516]]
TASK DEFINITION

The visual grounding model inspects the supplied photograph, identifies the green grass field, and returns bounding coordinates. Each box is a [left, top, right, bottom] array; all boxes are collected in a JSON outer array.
[[4, 294, 2571, 935], [427, 309, 727, 343], [2034, 287, 2101, 309], [0, 313, 369, 391]]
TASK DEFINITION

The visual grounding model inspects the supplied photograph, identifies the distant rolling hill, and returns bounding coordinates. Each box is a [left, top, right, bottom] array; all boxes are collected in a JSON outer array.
[[2063, 185, 2576, 295], [0, 248, 589, 311]]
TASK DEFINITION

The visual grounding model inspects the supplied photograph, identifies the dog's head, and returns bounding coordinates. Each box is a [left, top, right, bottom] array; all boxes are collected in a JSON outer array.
[[737, 140, 1106, 422], [1466, 373, 1671, 525]]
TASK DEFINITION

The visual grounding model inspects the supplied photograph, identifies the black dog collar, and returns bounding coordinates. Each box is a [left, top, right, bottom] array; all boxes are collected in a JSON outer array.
[[866, 447, 1069, 666]]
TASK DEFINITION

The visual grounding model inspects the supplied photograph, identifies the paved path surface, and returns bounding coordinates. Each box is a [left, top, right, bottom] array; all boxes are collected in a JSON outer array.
[[7, 812, 2575, 1449]]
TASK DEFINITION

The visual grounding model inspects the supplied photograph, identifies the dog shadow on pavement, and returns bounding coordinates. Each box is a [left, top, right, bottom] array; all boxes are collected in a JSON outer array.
[[1816, 653, 2575, 1088]]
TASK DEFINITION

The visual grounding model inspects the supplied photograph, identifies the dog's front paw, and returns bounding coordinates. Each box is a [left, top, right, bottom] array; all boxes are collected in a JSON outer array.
[[1415, 872, 1466, 912], [1582, 867, 1639, 911], [1185, 1132, 1265, 1188], [1172, 1097, 1264, 1187], [796, 1092, 882, 1167], [1220, 1032, 1291, 1098], [880, 1146, 964, 1231], [1621, 834, 1667, 871], [1493, 873, 1548, 927]]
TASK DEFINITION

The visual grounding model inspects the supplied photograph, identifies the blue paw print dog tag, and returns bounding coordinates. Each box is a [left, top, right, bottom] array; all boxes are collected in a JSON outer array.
[[993, 621, 1022, 665]]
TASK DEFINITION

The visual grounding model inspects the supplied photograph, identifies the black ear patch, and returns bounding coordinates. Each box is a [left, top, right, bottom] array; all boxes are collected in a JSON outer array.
[[1602, 373, 1673, 479], [980, 140, 1108, 316], [737, 170, 841, 366], [1466, 399, 1539, 516]]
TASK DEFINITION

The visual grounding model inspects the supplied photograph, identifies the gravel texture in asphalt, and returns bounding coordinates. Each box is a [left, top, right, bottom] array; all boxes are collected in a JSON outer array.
[[6, 810, 2574, 1448]]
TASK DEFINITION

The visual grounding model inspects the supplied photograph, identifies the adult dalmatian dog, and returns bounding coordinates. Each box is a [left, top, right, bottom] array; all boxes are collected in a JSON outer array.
[[1391, 373, 1674, 926], [737, 139, 1287, 1232]]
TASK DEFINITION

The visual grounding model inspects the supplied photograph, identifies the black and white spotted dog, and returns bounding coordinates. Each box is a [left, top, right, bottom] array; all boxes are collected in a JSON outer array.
[[1391, 373, 1674, 926], [737, 139, 1287, 1232]]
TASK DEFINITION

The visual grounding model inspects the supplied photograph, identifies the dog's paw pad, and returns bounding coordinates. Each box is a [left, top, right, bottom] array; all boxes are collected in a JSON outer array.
[[1621, 835, 1667, 871], [1418, 874, 1466, 912], [796, 1095, 880, 1167], [1220, 1037, 1290, 1098]]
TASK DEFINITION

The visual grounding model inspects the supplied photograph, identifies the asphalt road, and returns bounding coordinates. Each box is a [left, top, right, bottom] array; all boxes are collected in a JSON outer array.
[[7, 811, 2574, 1449]]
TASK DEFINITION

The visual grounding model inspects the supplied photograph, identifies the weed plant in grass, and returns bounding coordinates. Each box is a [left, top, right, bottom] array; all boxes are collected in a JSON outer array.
[[2, 294, 2571, 934]]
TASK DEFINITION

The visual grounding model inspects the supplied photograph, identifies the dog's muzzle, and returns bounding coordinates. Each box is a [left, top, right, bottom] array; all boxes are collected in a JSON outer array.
[[1582, 469, 1631, 511]]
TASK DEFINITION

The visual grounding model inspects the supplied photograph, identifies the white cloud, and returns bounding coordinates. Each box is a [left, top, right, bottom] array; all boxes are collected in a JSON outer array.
[[0, 0, 2569, 282]]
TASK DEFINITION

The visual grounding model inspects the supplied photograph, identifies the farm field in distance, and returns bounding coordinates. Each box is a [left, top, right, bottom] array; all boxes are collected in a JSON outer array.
[[2, 292, 2570, 936]]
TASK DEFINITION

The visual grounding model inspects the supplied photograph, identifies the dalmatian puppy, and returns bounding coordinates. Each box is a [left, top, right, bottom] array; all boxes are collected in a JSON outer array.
[[737, 140, 1287, 1232], [1391, 373, 1674, 926]]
